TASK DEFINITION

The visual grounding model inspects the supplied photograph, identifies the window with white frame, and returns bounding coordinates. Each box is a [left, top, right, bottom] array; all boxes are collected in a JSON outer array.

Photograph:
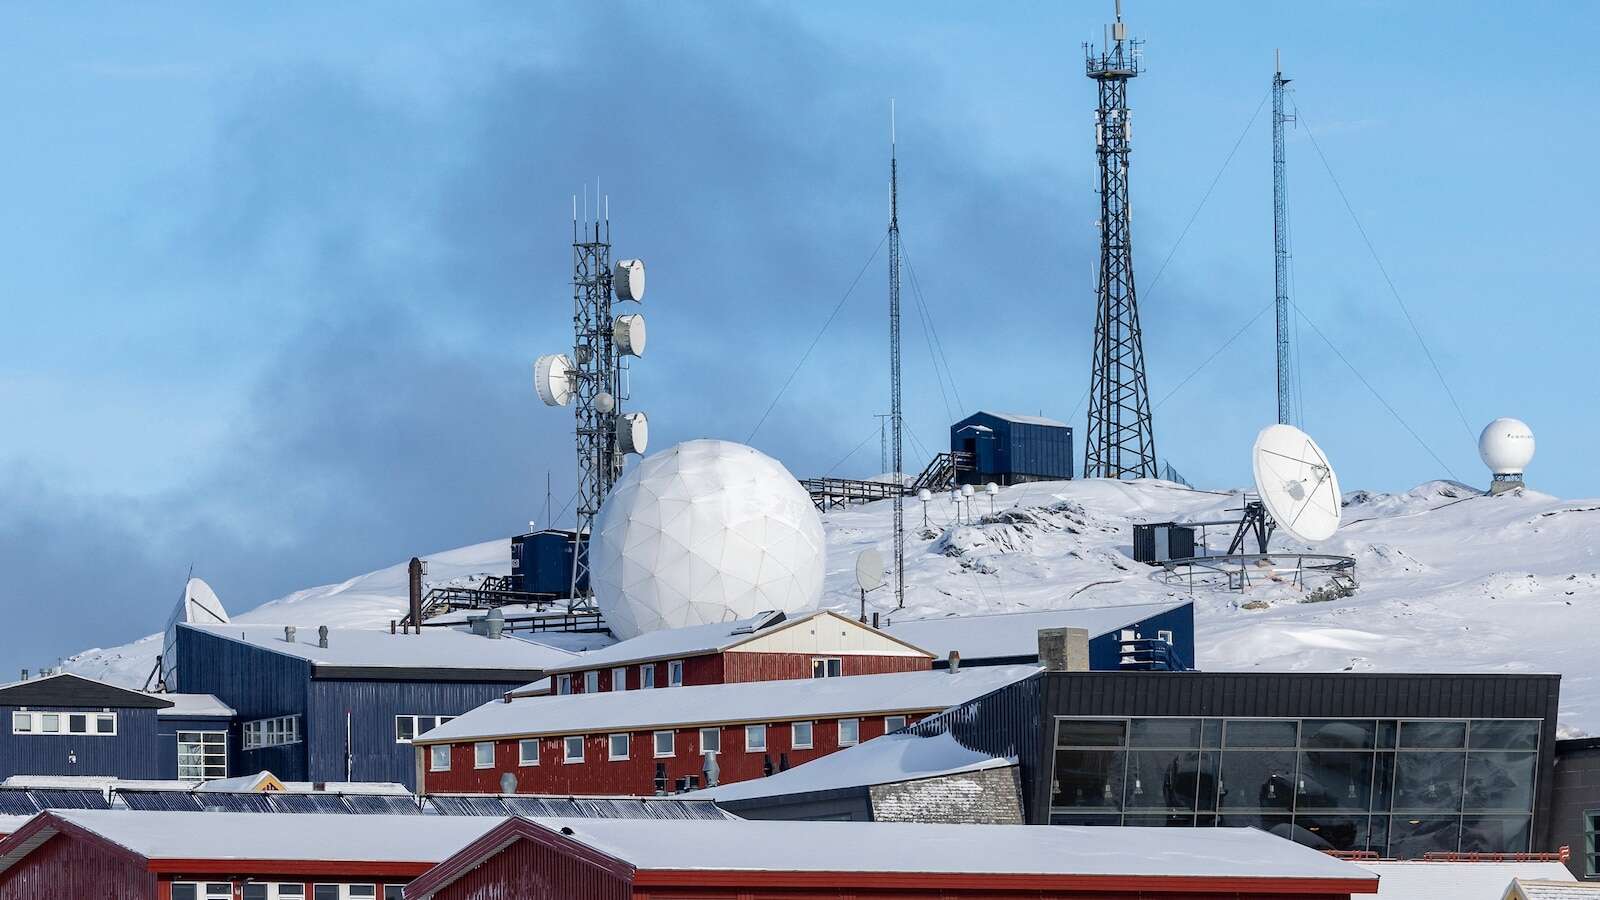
[[885, 715, 908, 732], [609, 733, 630, 760], [654, 730, 675, 757], [243, 884, 307, 900], [172, 883, 232, 900], [584, 671, 600, 693], [611, 666, 628, 691], [519, 738, 540, 766], [429, 744, 451, 771], [792, 721, 813, 749], [838, 718, 860, 746], [313, 886, 377, 900], [1158, 629, 1174, 644], [394, 714, 454, 743], [641, 664, 656, 689], [242, 715, 301, 750], [11, 711, 117, 736], [811, 657, 843, 678], [745, 724, 767, 752], [177, 731, 227, 780], [474, 741, 496, 768], [699, 727, 721, 754], [668, 659, 684, 687], [564, 735, 585, 763], [384, 888, 403, 900], [557, 674, 573, 695]]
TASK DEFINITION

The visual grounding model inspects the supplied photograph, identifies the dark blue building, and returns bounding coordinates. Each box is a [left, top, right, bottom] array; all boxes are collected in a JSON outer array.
[[510, 529, 587, 596], [951, 411, 1074, 486], [173, 624, 579, 789], [884, 601, 1195, 672], [0, 673, 234, 782]]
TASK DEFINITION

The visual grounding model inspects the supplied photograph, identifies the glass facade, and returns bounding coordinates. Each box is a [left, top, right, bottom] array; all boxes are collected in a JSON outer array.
[[1049, 717, 1540, 856]]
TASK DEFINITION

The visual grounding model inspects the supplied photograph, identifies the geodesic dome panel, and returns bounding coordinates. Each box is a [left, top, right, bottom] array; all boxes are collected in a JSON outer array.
[[591, 439, 825, 640]]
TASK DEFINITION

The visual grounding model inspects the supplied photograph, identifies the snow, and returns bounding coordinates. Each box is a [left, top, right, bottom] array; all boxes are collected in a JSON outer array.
[[981, 411, 1070, 427], [416, 664, 1039, 743], [155, 693, 233, 718], [517, 817, 1372, 880], [539, 610, 784, 673], [686, 728, 1012, 802], [1, 774, 412, 796], [0, 817, 31, 836], [1512, 881, 1600, 899], [1354, 861, 1574, 899], [883, 600, 1189, 661], [181, 622, 578, 672], [19, 810, 500, 864], [63, 476, 1600, 732]]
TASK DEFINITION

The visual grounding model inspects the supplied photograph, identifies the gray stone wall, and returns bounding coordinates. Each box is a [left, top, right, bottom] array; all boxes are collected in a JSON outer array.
[[867, 763, 1024, 824]]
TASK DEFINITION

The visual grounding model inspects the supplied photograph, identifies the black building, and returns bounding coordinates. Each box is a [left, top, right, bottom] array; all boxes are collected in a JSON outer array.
[[1551, 737, 1600, 880]]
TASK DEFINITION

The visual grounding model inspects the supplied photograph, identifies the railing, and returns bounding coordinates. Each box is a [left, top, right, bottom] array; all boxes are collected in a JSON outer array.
[[1117, 638, 1192, 672]]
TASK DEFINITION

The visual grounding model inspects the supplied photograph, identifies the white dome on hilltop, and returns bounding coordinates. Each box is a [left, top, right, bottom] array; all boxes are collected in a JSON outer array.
[[591, 439, 826, 640], [1478, 417, 1535, 475]]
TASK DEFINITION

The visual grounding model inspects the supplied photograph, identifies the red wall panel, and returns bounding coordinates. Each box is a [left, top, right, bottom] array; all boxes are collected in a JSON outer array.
[[431, 835, 631, 900], [0, 831, 155, 900], [722, 652, 929, 682]]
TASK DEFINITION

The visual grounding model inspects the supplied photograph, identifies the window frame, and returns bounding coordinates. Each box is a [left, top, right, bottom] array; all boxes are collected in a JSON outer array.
[[838, 718, 860, 746], [1586, 809, 1600, 877], [584, 671, 600, 693], [473, 741, 496, 769], [243, 884, 308, 900], [699, 727, 722, 754], [394, 714, 454, 744], [668, 659, 685, 687], [654, 730, 675, 758], [641, 663, 656, 689], [611, 666, 628, 691], [176, 730, 228, 780], [171, 883, 233, 900], [429, 744, 451, 772], [609, 732, 630, 761], [792, 721, 814, 750], [242, 714, 301, 750], [745, 723, 768, 752], [557, 674, 573, 695], [812, 657, 844, 679], [12, 710, 118, 737], [885, 715, 908, 733], [519, 738, 541, 766], [563, 735, 585, 764]]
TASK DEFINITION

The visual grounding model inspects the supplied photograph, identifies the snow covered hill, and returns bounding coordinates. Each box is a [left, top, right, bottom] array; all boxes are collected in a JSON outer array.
[[64, 479, 1600, 734]]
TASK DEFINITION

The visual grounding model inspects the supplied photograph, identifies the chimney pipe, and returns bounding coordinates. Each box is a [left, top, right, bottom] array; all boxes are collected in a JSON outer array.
[[389, 620, 396, 635], [19, 669, 27, 681], [871, 612, 880, 629], [318, 625, 329, 649], [947, 650, 960, 673], [284, 626, 297, 644], [486, 608, 505, 640], [408, 557, 424, 633], [702, 749, 720, 787]]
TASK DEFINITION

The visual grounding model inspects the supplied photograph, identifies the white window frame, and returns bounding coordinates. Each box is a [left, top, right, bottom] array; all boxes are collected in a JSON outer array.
[[654, 730, 675, 758], [839, 718, 860, 746], [176, 730, 228, 780], [563, 735, 585, 764], [811, 657, 843, 678], [641, 664, 656, 689], [10, 711, 30, 733], [885, 715, 908, 732], [557, 674, 573, 695], [243, 884, 306, 900], [609, 732, 630, 761], [745, 724, 767, 752], [429, 744, 451, 772], [792, 721, 813, 749], [611, 666, 628, 691], [584, 671, 600, 693], [242, 715, 301, 750], [171, 883, 233, 900], [668, 659, 685, 687], [473, 741, 496, 769], [1158, 629, 1175, 644], [394, 714, 454, 744], [699, 727, 721, 754], [519, 738, 540, 766], [12, 710, 119, 737], [313, 885, 377, 900]]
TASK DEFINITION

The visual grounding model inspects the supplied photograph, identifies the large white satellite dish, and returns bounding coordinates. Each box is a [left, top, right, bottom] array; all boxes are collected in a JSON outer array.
[[534, 353, 575, 407], [1252, 424, 1342, 543], [613, 259, 646, 302], [854, 548, 885, 592], [161, 577, 229, 692]]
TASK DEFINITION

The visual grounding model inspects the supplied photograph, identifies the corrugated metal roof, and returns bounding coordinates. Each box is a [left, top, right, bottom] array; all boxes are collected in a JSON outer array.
[[183, 623, 578, 672]]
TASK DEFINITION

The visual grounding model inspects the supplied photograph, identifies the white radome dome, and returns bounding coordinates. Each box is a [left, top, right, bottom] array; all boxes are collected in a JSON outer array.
[[590, 439, 825, 640], [1478, 417, 1535, 475]]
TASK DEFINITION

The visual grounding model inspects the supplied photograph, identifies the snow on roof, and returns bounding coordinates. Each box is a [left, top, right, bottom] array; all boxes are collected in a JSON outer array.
[[1511, 880, 1600, 899], [1, 774, 413, 797], [182, 623, 578, 672], [541, 611, 787, 673], [884, 601, 1189, 661], [194, 772, 281, 793], [31, 811, 502, 864], [1354, 862, 1575, 900], [686, 729, 1012, 802], [0, 816, 31, 836], [983, 411, 1069, 428], [418, 665, 1039, 743], [517, 818, 1369, 880], [156, 693, 234, 718]]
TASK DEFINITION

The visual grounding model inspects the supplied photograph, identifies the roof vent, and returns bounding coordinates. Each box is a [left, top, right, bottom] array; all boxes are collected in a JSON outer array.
[[731, 610, 786, 635], [559, 826, 575, 836], [486, 607, 505, 640], [318, 625, 329, 649], [284, 626, 297, 643], [947, 650, 960, 673]]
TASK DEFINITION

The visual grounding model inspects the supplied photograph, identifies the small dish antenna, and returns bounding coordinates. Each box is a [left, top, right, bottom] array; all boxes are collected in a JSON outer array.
[[534, 354, 575, 407], [613, 313, 647, 357], [1252, 424, 1342, 543], [613, 259, 646, 302], [616, 411, 649, 455], [854, 548, 885, 623]]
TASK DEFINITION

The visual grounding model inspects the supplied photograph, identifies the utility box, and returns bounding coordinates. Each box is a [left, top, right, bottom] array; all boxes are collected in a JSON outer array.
[[510, 529, 587, 597], [1132, 523, 1195, 564]]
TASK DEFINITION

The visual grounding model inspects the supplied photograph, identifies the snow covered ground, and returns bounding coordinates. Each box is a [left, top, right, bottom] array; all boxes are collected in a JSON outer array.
[[64, 478, 1600, 734]]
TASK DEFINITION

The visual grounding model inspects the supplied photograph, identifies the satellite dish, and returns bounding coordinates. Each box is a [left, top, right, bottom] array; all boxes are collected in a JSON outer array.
[[595, 392, 616, 414], [855, 549, 885, 592], [917, 489, 931, 502], [960, 484, 975, 497], [534, 354, 575, 407], [616, 411, 649, 455], [984, 482, 999, 495], [613, 259, 646, 302], [614, 313, 647, 357], [1252, 424, 1342, 543], [162, 577, 229, 691]]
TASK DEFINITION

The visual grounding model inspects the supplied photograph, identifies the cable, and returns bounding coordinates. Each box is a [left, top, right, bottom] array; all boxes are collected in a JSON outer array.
[[1153, 299, 1276, 410], [1294, 100, 1476, 444], [900, 243, 966, 414], [823, 427, 882, 478], [746, 234, 888, 442]]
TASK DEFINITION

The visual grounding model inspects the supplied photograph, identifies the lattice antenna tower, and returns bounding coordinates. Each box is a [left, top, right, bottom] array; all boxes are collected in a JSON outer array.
[[889, 100, 905, 609], [1083, 0, 1157, 479], [1273, 50, 1298, 425]]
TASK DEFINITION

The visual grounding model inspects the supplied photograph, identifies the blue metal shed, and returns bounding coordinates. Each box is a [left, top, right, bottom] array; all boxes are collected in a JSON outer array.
[[950, 412, 1074, 485], [0, 674, 169, 780], [510, 529, 587, 596]]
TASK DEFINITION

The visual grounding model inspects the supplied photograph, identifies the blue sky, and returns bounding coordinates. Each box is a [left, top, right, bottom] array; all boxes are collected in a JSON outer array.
[[0, 1, 1595, 675]]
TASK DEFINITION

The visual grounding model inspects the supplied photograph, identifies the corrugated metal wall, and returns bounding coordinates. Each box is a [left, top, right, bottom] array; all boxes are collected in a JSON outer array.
[[176, 626, 312, 780], [951, 414, 1073, 483], [905, 673, 1045, 822], [156, 714, 232, 781], [308, 679, 521, 788], [1086, 604, 1196, 671], [722, 653, 927, 683], [0, 826, 155, 899], [0, 707, 162, 780], [432, 835, 631, 900]]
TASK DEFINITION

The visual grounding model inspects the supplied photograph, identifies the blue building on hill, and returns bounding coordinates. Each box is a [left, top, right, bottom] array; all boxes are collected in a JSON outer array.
[[883, 601, 1195, 672], [951, 411, 1074, 486]]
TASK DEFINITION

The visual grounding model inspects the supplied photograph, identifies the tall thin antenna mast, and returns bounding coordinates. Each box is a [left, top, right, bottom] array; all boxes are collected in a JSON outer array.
[[889, 99, 905, 610], [1083, 0, 1157, 479], [1272, 50, 1297, 425]]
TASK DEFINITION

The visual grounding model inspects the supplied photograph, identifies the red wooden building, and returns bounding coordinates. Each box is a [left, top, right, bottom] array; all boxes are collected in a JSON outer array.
[[0, 810, 502, 900], [519, 610, 933, 698], [415, 665, 1034, 796], [405, 817, 1382, 899]]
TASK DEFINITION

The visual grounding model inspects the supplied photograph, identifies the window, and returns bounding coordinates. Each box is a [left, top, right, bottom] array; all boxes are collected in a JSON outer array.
[[564, 735, 585, 763], [699, 727, 721, 754], [557, 673, 573, 695], [584, 671, 600, 693], [668, 659, 684, 687], [1158, 629, 1175, 644], [609, 733, 630, 760], [474, 741, 496, 768], [314, 887, 339, 900], [12, 711, 117, 736], [395, 714, 454, 743], [244, 885, 306, 900], [611, 667, 628, 691], [429, 744, 451, 772], [641, 664, 656, 689], [177, 731, 227, 780], [792, 721, 813, 749], [385, 889, 403, 900], [838, 718, 860, 746], [745, 724, 767, 752], [654, 730, 675, 757], [812, 657, 843, 678], [242, 715, 301, 750], [348, 886, 376, 899], [519, 738, 540, 766], [172, 884, 232, 900], [312, 885, 375, 900], [885, 715, 908, 732], [1586, 811, 1600, 876]]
